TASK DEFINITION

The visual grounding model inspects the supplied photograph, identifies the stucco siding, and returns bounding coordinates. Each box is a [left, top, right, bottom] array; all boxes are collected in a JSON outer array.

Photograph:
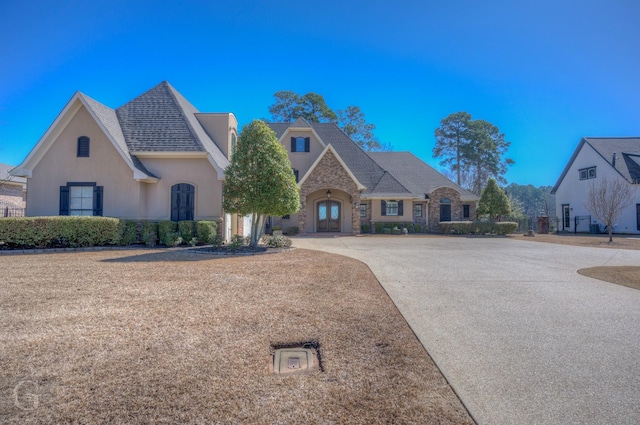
[[139, 157, 223, 220], [284, 132, 324, 178], [26, 106, 141, 218]]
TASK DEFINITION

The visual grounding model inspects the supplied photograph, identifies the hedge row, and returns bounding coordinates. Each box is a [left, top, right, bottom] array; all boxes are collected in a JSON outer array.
[[0, 217, 219, 249], [439, 221, 518, 235]]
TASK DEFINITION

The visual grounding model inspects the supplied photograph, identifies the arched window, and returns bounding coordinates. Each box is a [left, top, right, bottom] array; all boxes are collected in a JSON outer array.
[[171, 183, 195, 221], [231, 133, 237, 157], [77, 136, 90, 157]]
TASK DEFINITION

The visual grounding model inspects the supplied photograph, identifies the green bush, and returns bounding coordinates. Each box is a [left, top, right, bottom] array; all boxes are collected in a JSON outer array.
[[158, 221, 177, 246], [178, 221, 194, 242], [120, 220, 139, 245], [361, 224, 370, 234], [439, 221, 518, 235], [164, 232, 183, 247], [196, 220, 218, 244], [0, 216, 123, 249], [374, 222, 384, 234], [210, 234, 223, 248], [414, 224, 422, 233], [141, 222, 158, 247], [285, 226, 299, 236], [263, 235, 292, 248], [228, 234, 244, 251]]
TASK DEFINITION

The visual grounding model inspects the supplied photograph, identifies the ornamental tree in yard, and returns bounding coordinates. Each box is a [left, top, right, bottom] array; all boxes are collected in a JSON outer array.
[[477, 178, 511, 221], [223, 120, 300, 247], [584, 176, 634, 243]]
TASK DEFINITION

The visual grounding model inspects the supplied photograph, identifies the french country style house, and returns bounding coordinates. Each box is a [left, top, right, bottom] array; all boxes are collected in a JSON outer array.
[[11, 81, 478, 236], [551, 137, 640, 234]]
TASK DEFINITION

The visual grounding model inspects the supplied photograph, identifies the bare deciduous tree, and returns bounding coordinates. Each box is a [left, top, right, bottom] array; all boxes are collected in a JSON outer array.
[[584, 177, 634, 243]]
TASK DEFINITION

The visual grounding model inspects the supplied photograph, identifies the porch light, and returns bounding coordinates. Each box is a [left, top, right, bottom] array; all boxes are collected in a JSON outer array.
[[326, 190, 332, 199]]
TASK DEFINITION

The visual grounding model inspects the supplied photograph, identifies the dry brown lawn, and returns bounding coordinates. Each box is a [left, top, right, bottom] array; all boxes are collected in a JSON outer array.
[[516, 232, 640, 250], [578, 266, 640, 291], [0, 248, 472, 424]]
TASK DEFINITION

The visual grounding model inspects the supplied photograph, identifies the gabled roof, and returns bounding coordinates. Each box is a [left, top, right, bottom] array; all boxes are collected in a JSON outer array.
[[267, 121, 409, 196], [12, 82, 230, 181], [551, 137, 640, 193], [369, 152, 479, 200], [11, 92, 158, 182], [0, 163, 26, 185], [116, 81, 229, 177], [298, 144, 366, 191]]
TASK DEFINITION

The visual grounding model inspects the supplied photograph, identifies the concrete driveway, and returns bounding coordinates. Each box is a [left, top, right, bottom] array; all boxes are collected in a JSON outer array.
[[292, 236, 640, 425]]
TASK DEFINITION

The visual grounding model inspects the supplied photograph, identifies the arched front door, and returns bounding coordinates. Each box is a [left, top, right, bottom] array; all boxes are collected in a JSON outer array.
[[317, 200, 340, 232], [171, 183, 194, 221]]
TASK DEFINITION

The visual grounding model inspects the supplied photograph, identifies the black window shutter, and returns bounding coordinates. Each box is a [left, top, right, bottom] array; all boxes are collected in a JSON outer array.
[[293, 169, 299, 183], [77, 136, 90, 157], [93, 186, 104, 216], [171, 185, 179, 221], [185, 185, 194, 220], [381, 200, 387, 216], [398, 200, 404, 216], [59, 186, 70, 215], [305, 137, 310, 152], [291, 137, 296, 152]]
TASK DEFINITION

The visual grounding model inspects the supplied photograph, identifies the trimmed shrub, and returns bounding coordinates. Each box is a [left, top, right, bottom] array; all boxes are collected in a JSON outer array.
[[178, 220, 194, 242], [361, 224, 370, 234], [141, 222, 158, 247], [165, 232, 183, 247], [120, 220, 139, 245], [285, 226, 299, 236], [414, 224, 422, 233], [196, 220, 218, 244], [158, 221, 177, 246], [439, 221, 518, 235], [374, 222, 384, 234], [210, 234, 223, 248], [0, 216, 123, 249], [263, 235, 292, 248]]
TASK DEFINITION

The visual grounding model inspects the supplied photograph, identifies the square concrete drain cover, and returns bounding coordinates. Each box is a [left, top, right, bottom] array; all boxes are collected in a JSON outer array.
[[272, 348, 319, 376]]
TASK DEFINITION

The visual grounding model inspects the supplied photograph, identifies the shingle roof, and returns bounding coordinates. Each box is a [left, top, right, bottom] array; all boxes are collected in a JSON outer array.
[[369, 152, 479, 200], [115, 81, 228, 171], [267, 121, 410, 196], [0, 163, 26, 184], [551, 137, 640, 193], [79, 93, 158, 178]]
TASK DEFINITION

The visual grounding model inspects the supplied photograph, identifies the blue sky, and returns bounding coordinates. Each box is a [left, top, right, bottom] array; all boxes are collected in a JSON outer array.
[[1, 0, 638, 187]]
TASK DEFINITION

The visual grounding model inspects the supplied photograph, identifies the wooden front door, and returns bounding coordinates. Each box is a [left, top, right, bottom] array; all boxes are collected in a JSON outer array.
[[317, 201, 340, 232]]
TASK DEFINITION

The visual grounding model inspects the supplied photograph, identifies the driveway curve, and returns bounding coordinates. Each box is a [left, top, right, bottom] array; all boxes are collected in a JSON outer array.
[[293, 236, 640, 425]]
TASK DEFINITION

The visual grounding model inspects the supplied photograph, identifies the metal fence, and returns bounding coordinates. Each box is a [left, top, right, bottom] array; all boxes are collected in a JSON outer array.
[[1, 207, 25, 217], [506, 216, 560, 234]]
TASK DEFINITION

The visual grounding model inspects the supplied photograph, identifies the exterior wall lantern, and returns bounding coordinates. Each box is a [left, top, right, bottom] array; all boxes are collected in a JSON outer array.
[[326, 190, 332, 199]]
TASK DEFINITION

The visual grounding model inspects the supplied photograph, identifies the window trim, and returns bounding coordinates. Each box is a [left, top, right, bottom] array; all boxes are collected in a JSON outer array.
[[360, 203, 367, 218], [291, 136, 310, 153], [60, 182, 102, 216], [579, 166, 596, 180], [414, 204, 422, 217]]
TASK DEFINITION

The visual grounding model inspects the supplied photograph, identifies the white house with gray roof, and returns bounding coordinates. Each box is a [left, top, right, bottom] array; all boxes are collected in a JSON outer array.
[[12, 81, 478, 236], [551, 137, 640, 234]]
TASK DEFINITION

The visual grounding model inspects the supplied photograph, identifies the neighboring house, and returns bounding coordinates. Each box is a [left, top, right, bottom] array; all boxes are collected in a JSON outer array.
[[0, 163, 27, 216], [551, 137, 640, 234], [11, 81, 477, 236], [267, 119, 478, 234]]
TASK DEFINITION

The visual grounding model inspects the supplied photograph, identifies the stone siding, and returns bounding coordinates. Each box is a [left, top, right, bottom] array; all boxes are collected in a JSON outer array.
[[299, 150, 360, 235], [428, 187, 476, 232]]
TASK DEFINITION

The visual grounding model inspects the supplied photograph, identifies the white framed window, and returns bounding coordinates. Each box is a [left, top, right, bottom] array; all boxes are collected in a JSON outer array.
[[579, 166, 596, 180], [70, 186, 94, 216], [291, 137, 310, 152], [386, 201, 399, 216], [414, 204, 422, 217], [360, 203, 367, 217]]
